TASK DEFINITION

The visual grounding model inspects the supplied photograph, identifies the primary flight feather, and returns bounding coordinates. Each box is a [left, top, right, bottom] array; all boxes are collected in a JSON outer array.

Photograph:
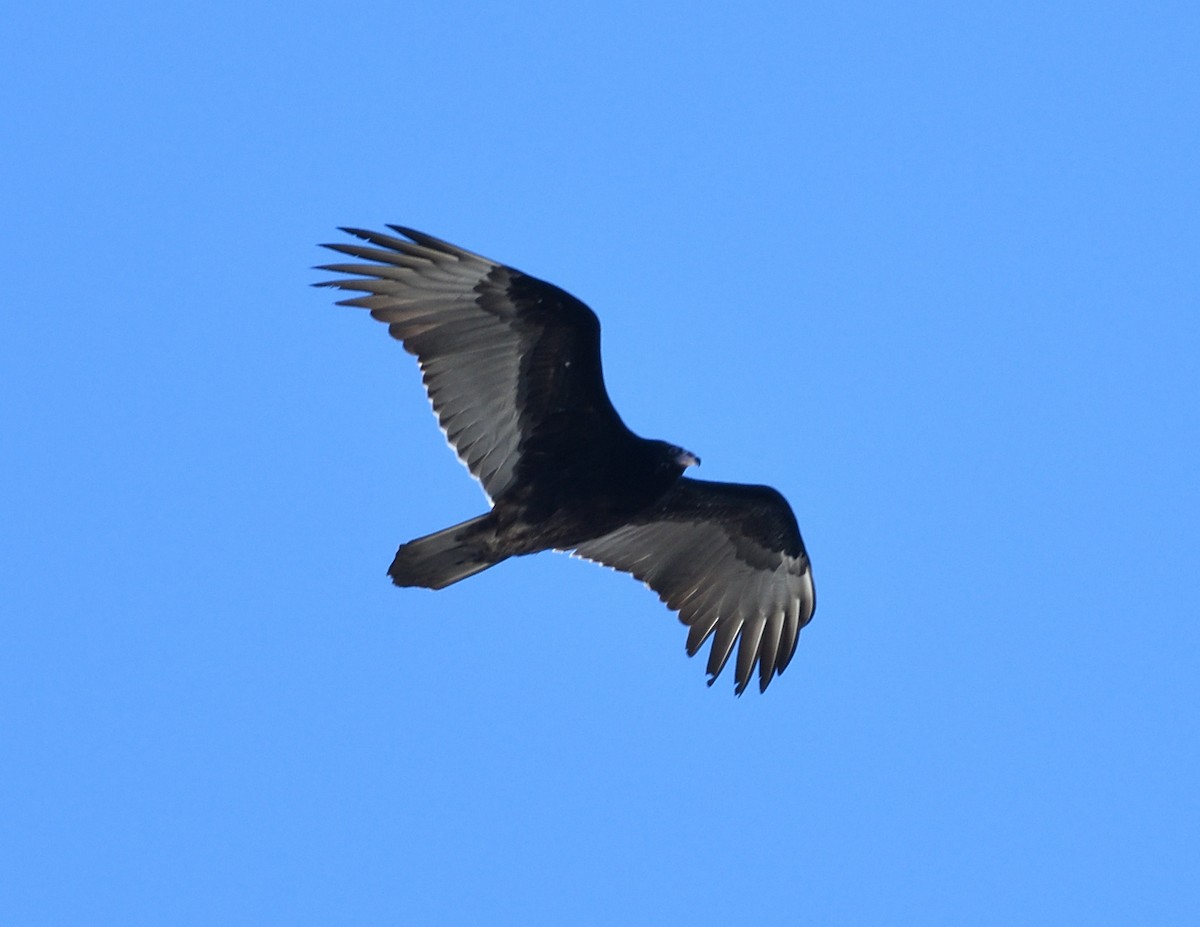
[[316, 226, 815, 694]]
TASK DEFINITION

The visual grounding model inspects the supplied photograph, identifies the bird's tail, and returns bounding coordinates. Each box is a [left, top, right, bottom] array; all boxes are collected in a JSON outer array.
[[387, 514, 505, 590]]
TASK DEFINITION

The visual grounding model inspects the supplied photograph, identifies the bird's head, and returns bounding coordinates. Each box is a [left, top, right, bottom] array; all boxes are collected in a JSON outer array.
[[673, 445, 701, 470], [654, 441, 701, 475]]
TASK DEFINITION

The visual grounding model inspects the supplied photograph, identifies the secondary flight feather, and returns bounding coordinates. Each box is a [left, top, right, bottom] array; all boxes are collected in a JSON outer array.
[[315, 226, 815, 693]]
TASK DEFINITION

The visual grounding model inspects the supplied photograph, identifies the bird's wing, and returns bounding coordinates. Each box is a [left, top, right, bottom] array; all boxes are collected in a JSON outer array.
[[316, 226, 624, 502], [573, 478, 815, 694]]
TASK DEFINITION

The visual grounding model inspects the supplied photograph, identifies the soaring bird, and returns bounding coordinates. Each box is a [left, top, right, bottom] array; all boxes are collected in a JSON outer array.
[[316, 226, 815, 693]]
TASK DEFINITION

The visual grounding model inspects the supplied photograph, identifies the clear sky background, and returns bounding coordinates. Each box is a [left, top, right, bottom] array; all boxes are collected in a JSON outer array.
[[3, 2, 1198, 924]]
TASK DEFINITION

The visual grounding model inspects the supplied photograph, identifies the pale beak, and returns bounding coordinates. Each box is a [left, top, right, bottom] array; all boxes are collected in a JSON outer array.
[[676, 449, 701, 469]]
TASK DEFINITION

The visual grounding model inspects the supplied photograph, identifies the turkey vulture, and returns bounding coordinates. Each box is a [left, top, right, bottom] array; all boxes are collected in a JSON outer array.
[[316, 226, 815, 693]]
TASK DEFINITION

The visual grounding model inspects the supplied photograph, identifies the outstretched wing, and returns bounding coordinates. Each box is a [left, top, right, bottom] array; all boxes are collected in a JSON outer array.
[[315, 226, 625, 502], [573, 478, 815, 694]]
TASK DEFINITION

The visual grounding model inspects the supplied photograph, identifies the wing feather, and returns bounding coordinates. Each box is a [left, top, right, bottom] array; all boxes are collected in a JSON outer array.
[[316, 226, 622, 502], [573, 477, 815, 693], [757, 607, 785, 693], [734, 614, 766, 695], [707, 617, 745, 683]]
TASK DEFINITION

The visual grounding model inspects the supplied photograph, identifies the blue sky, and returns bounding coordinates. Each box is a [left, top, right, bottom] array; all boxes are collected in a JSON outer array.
[[4, 2, 1198, 924]]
